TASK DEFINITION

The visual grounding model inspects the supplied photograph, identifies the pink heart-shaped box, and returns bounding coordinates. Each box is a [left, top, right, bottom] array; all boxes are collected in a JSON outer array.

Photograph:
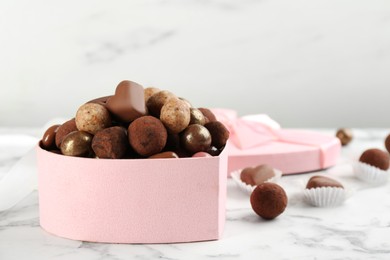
[[37, 143, 227, 243]]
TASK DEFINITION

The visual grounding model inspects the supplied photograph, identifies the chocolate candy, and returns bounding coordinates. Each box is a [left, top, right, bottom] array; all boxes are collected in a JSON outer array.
[[250, 183, 287, 220], [336, 128, 353, 146], [92, 126, 128, 159], [76, 103, 112, 135], [106, 80, 146, 123], [144, 87, 160, 103], [149, 151, 179, 159], [359, 148, 390, 170], [207, 146, 221, 156], [189, 108, 206, 125], [87, 95, 112, 107], [41, 124, 60, 150], [160, 98, 191, 134], [179, 97, 192, 108], [306, 176, 343, 189], [146, 90, 176, 117], [240, 165, 275, 186], [192, 152, 212, 158], [385, 134, 390, 154], [60, 131, 93, 157], [128, 116, 168, 156], [55, 119, 78, 148], [205, 121, 229, 149], [198, 108, 217, 123], [181, 124, 211, 154]]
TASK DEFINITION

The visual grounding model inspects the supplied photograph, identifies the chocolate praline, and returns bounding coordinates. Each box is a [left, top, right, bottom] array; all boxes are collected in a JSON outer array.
[[359, 148, 390, 170], [240, 165, 275, 186], [180, 124, 212, 154], [306, 176, 344, 189], [250, 183, 287, 220], [92, 126, 128, 159], [204, 121, 229, 149], [55, 119, 78, 148], [41, 124, 60, 150]]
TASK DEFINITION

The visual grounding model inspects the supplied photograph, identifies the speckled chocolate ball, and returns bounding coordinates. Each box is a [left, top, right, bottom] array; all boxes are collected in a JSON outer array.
[[205, 121, 229, 149], [55, 119, 78, 148], [198, 108, 217, 123], [76, 103, 112, 135], [359, 148, 390, 170], [179, 97, 192, 108], [60, 131, 93, 157], [306, 176, 344, 189], [146, 90, 176, 117], [385, 134, 390, 154], [250, 183, 287, 220], [181, 124, 212, 154], [144, 87, 160, 103], [92, 126, 128, 159], [128, 116, 167, 156], [189, 108, 206, 125], [240, 165, 275, 186], [160, 98, 191, 134], [336, 128, 353, 146], [41, 124, 60, 150]]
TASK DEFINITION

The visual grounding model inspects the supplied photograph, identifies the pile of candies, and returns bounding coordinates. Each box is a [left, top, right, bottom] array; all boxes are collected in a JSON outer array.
[[40, 80, 229, 159]]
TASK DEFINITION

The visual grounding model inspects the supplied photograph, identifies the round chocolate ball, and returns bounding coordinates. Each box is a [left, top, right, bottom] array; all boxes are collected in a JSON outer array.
[[160, 98, 191, 134], [128, 116, 168, 157], [385, 134, 390, 154], [41, 124, 60, 150], [250, 183, 287, 220], [55, 118, 78, 148], [76, 103, 112, 135], [92, 126, 128, 159], [146, 90, 176, 117], [60, 131, 93, 157], [359, 148, 390, 170], [144, 87, 160, 103], [198, 108, 217, 123], [181, 124, 212, 154], [189, 108, 206, 125], [336, 128, 353, 146], [205, 121, 229, 149]]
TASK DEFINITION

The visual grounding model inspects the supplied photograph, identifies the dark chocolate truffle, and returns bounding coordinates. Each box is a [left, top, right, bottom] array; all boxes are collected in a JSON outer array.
[[198, 108, 217, 123], [55, 119, 78, 148], [92, 126, 128, 159], [106, 80, 147, 123], [385, 134, 390, 154], [240, 165, 275, 186], [250, 183, 287, 220], [181, 124, 212, 154], [306, 176, 344, 189], [359, 148, 390, 170], [128, 116, 167, 157], [205, 121, 229, 149], [336, 128, 353, 146], [41, 124, 60, 150]]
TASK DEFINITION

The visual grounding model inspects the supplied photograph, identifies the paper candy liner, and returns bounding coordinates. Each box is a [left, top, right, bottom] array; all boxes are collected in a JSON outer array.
[[353, 162, 389, 185], [231, 168, 282, 195], [303, 186, 347, 207]]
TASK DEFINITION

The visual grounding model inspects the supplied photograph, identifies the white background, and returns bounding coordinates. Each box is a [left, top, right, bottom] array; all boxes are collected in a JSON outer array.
[[1, 0, 389, 127]]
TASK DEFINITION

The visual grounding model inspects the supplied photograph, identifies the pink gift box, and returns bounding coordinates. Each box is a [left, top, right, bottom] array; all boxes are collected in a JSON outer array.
[[37, 144, 227, 244], [212, 109, 341, 175]]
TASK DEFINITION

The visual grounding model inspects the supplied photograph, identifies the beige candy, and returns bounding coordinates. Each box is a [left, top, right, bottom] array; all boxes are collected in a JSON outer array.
[[189, 108, 206, 125], [75, 103, 111, 135], [146, 90, 176, 117], [144, 87, 160, 103], [160, 98, 190, 134]]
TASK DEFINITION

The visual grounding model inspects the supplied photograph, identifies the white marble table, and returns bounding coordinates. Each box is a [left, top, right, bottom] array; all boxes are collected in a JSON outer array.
[[1, 128, 390, 260]]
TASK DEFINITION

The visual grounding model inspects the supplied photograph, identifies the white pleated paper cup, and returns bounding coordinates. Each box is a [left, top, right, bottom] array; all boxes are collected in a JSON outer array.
[[231, 168, 282, 195], [353, 162, 389, 185], [303, 187, 347, 207]]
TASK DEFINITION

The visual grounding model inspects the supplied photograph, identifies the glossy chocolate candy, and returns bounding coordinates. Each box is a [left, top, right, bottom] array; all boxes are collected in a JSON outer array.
[[181, 124, 212, 154], [41, 124, 60, 150], [60, 131, 93, 157]]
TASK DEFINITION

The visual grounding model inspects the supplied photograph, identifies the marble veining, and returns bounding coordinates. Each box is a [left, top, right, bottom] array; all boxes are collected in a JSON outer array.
[[1, 128, 390, 260]]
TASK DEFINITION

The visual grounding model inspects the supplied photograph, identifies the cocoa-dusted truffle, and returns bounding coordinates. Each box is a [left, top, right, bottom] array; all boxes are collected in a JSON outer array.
[[146, 90, 176, 117], [55, 118, 78, 148], [240, 165, 275, 186], [359, 148, 390, 170], [205, 121, 229, 149], [385, 134, 390, 154], [92, 126, 128, 159], [76, 103, 112, 135], [41, 124, 60, 150], [106, 80, 146, 123], [306, 176, 343, 189], [181, 124, 212, 154], [128, 116, 167, 156], [336, 128, 353, 146], [60, 131, 93, 157], [250, 183, 287, 220], [198, 108, 217, 123]]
